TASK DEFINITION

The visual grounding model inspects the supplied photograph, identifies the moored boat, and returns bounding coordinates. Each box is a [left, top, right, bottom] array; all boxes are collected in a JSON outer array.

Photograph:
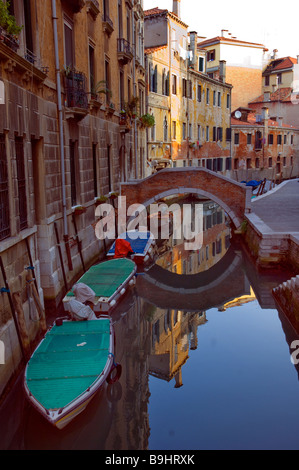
[[107, 230, 156, 266], [62, 258, 137, 314], [24, 316, 120, 429]]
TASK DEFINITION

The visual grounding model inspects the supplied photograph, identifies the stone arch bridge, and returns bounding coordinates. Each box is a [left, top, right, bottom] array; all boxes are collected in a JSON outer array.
[[121, 168, 252, 228]]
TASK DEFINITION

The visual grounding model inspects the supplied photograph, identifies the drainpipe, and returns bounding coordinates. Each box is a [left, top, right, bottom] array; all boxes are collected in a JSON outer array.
[[132, 9, 138, 179], [51, 0, 71, 268]]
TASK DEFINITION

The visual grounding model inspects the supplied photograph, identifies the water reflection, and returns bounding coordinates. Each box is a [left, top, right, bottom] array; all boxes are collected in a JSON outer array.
[[0, 199, 298, 450]]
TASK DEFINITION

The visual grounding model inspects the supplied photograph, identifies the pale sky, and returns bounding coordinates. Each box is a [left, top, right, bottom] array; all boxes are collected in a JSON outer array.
[[143, 0, 299, 60]]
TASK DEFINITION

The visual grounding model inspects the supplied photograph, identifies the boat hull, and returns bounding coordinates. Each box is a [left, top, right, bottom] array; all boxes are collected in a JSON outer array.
[[24, 317, 115, 429], [62, 258, 137, 313]]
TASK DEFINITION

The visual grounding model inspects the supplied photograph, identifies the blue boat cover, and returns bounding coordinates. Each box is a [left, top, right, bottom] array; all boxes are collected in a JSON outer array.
[[108, 231, 152, 256]]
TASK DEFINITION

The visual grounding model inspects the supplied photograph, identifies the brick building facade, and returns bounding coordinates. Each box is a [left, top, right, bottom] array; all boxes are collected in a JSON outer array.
[[0, 0, 146, 395]]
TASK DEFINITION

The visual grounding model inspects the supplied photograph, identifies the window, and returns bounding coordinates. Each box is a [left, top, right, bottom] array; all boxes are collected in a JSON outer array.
[[198, 57, 204, 72], [89, 44, 95, 95], [64, 18, 74, 69], [162, 69, 169, 96], [183, 122, 187, 140], [206, 126, 209, 141], [268, 157, 273, 168], [265, 75, 270, 86], [246, 158, 251, 169], [15, 137, 27, 231], [172, 121, 177, 139], [226, 128, 231, 142], [217, 92, 221, 107], [163, 117, 168, 141], [277, 134, 282, 145], [283, 156, 287, 166], [284, 134, 287, 144], [268, 134, 274, 145], [197, 84, 202, 102], [206, 88, 209, 104], [189, 124, 192, 140], [217, 127, 223, 141], [255, 131, 263, 150], [213, 90, 216, 106], [247, 134, 252, 145], [255, 157, 260, 168], [182, 78, 187, 98], [277, 73, 282, 85], [172, 74, 177, 95], [150, 64, 158, 93], [197, 125, 201, 142], [105, 59, 110, 103], [213, 126, 216, 141], [234, 133, 239, 145], [0, 134, 10, 240], [291, 135, 294, 145], [207, 49, 215, 61], [226, 93, 230, 108]]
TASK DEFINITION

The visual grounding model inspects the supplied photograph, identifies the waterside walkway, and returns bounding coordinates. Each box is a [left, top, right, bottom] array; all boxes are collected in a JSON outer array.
[[244, 178, 299, 272]]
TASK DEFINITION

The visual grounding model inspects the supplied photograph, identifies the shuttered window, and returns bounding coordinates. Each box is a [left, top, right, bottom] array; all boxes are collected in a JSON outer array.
[[0, 134, 10, 240], [15, 136, 27, 231]]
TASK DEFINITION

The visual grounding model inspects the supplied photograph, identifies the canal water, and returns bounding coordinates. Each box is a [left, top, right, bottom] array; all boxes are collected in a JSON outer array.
[[1, 199, 299, 450]]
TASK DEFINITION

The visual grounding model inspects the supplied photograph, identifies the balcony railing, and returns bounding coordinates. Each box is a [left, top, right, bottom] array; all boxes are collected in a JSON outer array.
[[117, 38, 133, 65], [64, 70, 88, 113]]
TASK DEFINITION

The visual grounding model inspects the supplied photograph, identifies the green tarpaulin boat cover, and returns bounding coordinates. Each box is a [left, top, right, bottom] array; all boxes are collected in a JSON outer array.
[[25, 320, 111, 410], [67, 258, 135, 299]]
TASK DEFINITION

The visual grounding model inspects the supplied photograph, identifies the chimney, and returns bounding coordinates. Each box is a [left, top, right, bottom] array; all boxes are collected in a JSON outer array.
[[221, 29, 229, 38], [278, 116, 283, 127], [219, 60, 226, 83], [273, 49, 278, 59], [172, 0, 181, 18], [189, 31, 197, 67], [262, 106, 269, 140]]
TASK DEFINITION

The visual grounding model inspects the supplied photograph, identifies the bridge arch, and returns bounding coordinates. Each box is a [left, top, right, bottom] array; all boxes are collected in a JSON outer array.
[[121, 167, 252, 228]]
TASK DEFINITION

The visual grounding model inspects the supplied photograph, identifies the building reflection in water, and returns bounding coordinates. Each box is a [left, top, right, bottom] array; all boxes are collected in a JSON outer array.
[[139, 199, 256, 392]]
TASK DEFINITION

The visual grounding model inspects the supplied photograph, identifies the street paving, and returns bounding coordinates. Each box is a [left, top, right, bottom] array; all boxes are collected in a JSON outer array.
[[251, 179, 299, 233]]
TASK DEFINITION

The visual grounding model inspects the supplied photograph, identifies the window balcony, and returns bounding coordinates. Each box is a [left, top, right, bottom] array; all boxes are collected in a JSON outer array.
[[102, 14, 114, 37], [86, 0, 100, 18], [62, 0, 85, 14], [117, 38, 133, 65], [64, 70, 89, 120]]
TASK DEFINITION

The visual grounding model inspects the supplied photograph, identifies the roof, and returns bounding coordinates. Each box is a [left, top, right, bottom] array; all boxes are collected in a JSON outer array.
[[250, 87, 293, 104], [263, 57, 297, 74], [144, 7, 168, 17], [197, 36, 265, 49], [144, 7, 188, 27], [231, 112, 298, 129], [145, 45, 168, 55]]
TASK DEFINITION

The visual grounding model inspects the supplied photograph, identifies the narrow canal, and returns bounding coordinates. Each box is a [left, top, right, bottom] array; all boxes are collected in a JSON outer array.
[[1, 198, 299, 450]]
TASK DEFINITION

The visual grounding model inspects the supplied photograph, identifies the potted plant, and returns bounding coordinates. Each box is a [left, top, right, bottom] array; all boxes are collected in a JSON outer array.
[[73, 205, 86, 215], [95, 195, 108, 206], [0, 0, 23, 51], [124, 96, 139, 119], [139, 113, 155, 128]]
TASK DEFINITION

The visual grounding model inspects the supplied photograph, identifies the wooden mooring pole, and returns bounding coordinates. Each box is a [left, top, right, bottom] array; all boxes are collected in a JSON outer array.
[[0, 256, 27, 362]]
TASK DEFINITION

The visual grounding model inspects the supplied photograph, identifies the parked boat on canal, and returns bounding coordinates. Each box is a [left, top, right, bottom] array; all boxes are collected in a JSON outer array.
[[63, 258, 137, 314], [24, 316, 121, 430], [107, 230, 156, 266]]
